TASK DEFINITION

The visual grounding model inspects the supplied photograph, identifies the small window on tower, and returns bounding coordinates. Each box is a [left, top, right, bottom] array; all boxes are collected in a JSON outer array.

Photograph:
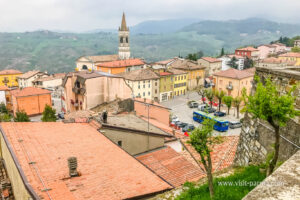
[[126, 37, 128, 43], [120, 37, 123, 43]]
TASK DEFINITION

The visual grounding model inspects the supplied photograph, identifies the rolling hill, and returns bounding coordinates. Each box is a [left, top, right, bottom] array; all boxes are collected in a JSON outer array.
[[0, 18, 299, 73]]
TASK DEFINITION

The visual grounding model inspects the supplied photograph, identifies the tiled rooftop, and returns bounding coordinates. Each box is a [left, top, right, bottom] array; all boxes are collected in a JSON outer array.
[[83, 54, 119, 63], [0, 85, 10, 91], [182, 136, 239, 172], [97, 58, 145, 68], [279, 52, 300, 58], [201, 57, 222, 63], [236, 46, 259, 52], [119, 68, 159, 81], [136, 146, 205, 187], [0, 69, 22, 75], [18, 70, 41, 79], [10, 87, 51, 97], [169, 59, 206, 70], [213, 68, 254, 79], [0, 122, 172, 200]]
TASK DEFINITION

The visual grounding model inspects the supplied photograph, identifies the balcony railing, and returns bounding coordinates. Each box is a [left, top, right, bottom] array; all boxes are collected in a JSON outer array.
[[226, 84, 233, 90]]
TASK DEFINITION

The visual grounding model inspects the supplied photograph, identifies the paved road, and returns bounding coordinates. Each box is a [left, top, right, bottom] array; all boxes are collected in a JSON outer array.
[[161, 92, 242, 136]]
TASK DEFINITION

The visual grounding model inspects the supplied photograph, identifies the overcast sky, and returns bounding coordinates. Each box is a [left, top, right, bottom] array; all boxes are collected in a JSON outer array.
[[0, 0, 299, 32]]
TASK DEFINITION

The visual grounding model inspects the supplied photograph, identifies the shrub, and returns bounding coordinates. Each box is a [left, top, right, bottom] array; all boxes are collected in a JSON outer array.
[[14, 111, 30, 122], [41, 105, 56, 122]]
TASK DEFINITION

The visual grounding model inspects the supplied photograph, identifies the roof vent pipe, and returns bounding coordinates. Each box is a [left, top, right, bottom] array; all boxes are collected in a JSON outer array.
[[68, 157, 79, 177]]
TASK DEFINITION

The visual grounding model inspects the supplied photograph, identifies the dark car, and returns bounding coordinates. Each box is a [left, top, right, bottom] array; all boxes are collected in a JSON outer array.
[[182, 124, 195, 132], [201, 106, 216, 113], [178, 122, 188, 128], [175, 121, 183, 127], [214, 111, 226, 117], [229, 121, 242, 129], [58, 112, 65, 119]]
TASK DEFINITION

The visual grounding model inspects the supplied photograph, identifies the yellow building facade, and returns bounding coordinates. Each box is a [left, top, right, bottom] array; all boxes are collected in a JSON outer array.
[[0, 69, 23, 87], [278, 52, 300, 66], [169, 69, 187, 96]]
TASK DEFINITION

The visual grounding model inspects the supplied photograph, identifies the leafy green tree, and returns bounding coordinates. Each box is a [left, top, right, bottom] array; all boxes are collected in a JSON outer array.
[[204, 89, 214, 108], [188, 118, 221, 199], [228, 56, 238, 69], [233, 96, 243, 119], [14, 111, 30, 122], [0, 103, 8, 114], [41, 105, 56, 122], [186, 51, 204, 61], [0, 113, 12, 122], [222, 96, 233, 114], [291, 46, 300, 52], [242, 76, 299, 175], [244, 57, 254, 69], [214, 90, 225, 112]]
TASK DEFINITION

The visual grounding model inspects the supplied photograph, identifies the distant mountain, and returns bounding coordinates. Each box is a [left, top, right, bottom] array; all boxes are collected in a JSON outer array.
[[0, 18, 299, 73], [130, 18, 201, 34]]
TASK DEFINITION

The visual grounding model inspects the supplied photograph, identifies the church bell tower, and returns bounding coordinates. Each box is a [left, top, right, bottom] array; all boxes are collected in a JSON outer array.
[[118, 13, 130, 60]]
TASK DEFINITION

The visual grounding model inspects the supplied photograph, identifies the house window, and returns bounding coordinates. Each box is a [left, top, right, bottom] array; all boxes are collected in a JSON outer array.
[[175, 77, 177, 81], [143, 92, 145, 96], [155, 89, 157, 94], [148, 92, 150, 96], [143, 80, 145, 83], [148, 84, 150, 88], [117, 141, 122, 147], [138, 85, 140, 89], [143, 85, 145, 88], [138, 93, 141, 97], [155, 82, 157, 86]]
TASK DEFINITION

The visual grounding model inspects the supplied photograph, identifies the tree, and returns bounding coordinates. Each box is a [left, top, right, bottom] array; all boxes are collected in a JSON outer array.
[[220, 47, 225, 57], [242, 76, 299, 175], [197, 85, 206, 104], [214, 90, 225, 112], [188, 118, 221, 199], [233, 96, 243, 119], [0, 103, 8, 114], [291, 46, 300, 52], [14, 111, 30, 122], [186, 51, 204, 61], [0, 113, 11, 122], [205, 89, 214, 108], [228, 56, 238, 69], [244, 57, 254, 69], [41, 105, 56, 122], [222, 96, 233, 114]]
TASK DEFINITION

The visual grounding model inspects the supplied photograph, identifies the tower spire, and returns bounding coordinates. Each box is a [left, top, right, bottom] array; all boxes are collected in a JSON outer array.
[[120, 12, 128, 31]]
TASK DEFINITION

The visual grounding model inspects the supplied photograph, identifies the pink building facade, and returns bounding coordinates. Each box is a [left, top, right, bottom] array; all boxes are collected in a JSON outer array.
[[63, 71, 132, 112]]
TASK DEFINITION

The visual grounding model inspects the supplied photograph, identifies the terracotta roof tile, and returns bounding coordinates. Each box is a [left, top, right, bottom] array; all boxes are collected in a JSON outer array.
[[160, 72, 172, 76], [119, 68, 159, 81], [201, 57, 222, 63], [170, 59, 206, 70], [279, 52, 300, 58], [0, 69, 22, 75], [0, 122, 172, 200], [182, 136, 239, 172], [0, 85, 10, 91], [18, 70, 42, 79], [167, 68, 187, 75], [213, 68, 253, 79], [83, 55, 119, 63], [10, 87, 51, 97], [236, 46, 259, 52], [97, 58, 145, 68], [137, 147, 205, 187], [34, 73, 66, 82]]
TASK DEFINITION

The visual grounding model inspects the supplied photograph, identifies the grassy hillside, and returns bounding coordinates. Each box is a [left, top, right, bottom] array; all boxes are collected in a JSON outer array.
[[0, 18, 299, 73]]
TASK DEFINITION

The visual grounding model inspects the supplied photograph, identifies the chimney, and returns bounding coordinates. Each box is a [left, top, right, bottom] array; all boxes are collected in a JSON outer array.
[[68, 157, 79, 177]]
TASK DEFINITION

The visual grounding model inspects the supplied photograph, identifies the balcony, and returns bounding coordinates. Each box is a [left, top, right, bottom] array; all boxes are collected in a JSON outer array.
[[72, 87, 86, 95], [226, 84, 233, 90]]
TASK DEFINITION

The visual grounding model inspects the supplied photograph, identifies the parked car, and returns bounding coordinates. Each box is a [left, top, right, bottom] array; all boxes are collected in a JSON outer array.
[[198, 104, 208, 111], [175, 121, 183, 127], [182, 124, 195, 132], [171, 116, 179, 122], [58, 112, 65, 119], [201, 105, 216, 113], [229, 121, 242, 129], [188, 101, 199, 108], [178, 122, 188, 128], [214, 111, 226, 117]]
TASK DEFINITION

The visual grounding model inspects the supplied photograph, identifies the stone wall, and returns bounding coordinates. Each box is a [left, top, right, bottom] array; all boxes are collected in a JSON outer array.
[[235, 66, 300, 166]]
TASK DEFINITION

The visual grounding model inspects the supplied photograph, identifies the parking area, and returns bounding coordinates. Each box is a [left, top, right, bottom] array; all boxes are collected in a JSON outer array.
[[161, 92, 242, 136]]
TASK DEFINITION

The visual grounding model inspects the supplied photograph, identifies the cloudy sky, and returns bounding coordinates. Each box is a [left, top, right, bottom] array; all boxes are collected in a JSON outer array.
[[0, 0, 299, 32]]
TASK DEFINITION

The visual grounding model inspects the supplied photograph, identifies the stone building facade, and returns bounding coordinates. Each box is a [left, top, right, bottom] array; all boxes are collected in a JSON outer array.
[[235, 66, 300, 166]]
